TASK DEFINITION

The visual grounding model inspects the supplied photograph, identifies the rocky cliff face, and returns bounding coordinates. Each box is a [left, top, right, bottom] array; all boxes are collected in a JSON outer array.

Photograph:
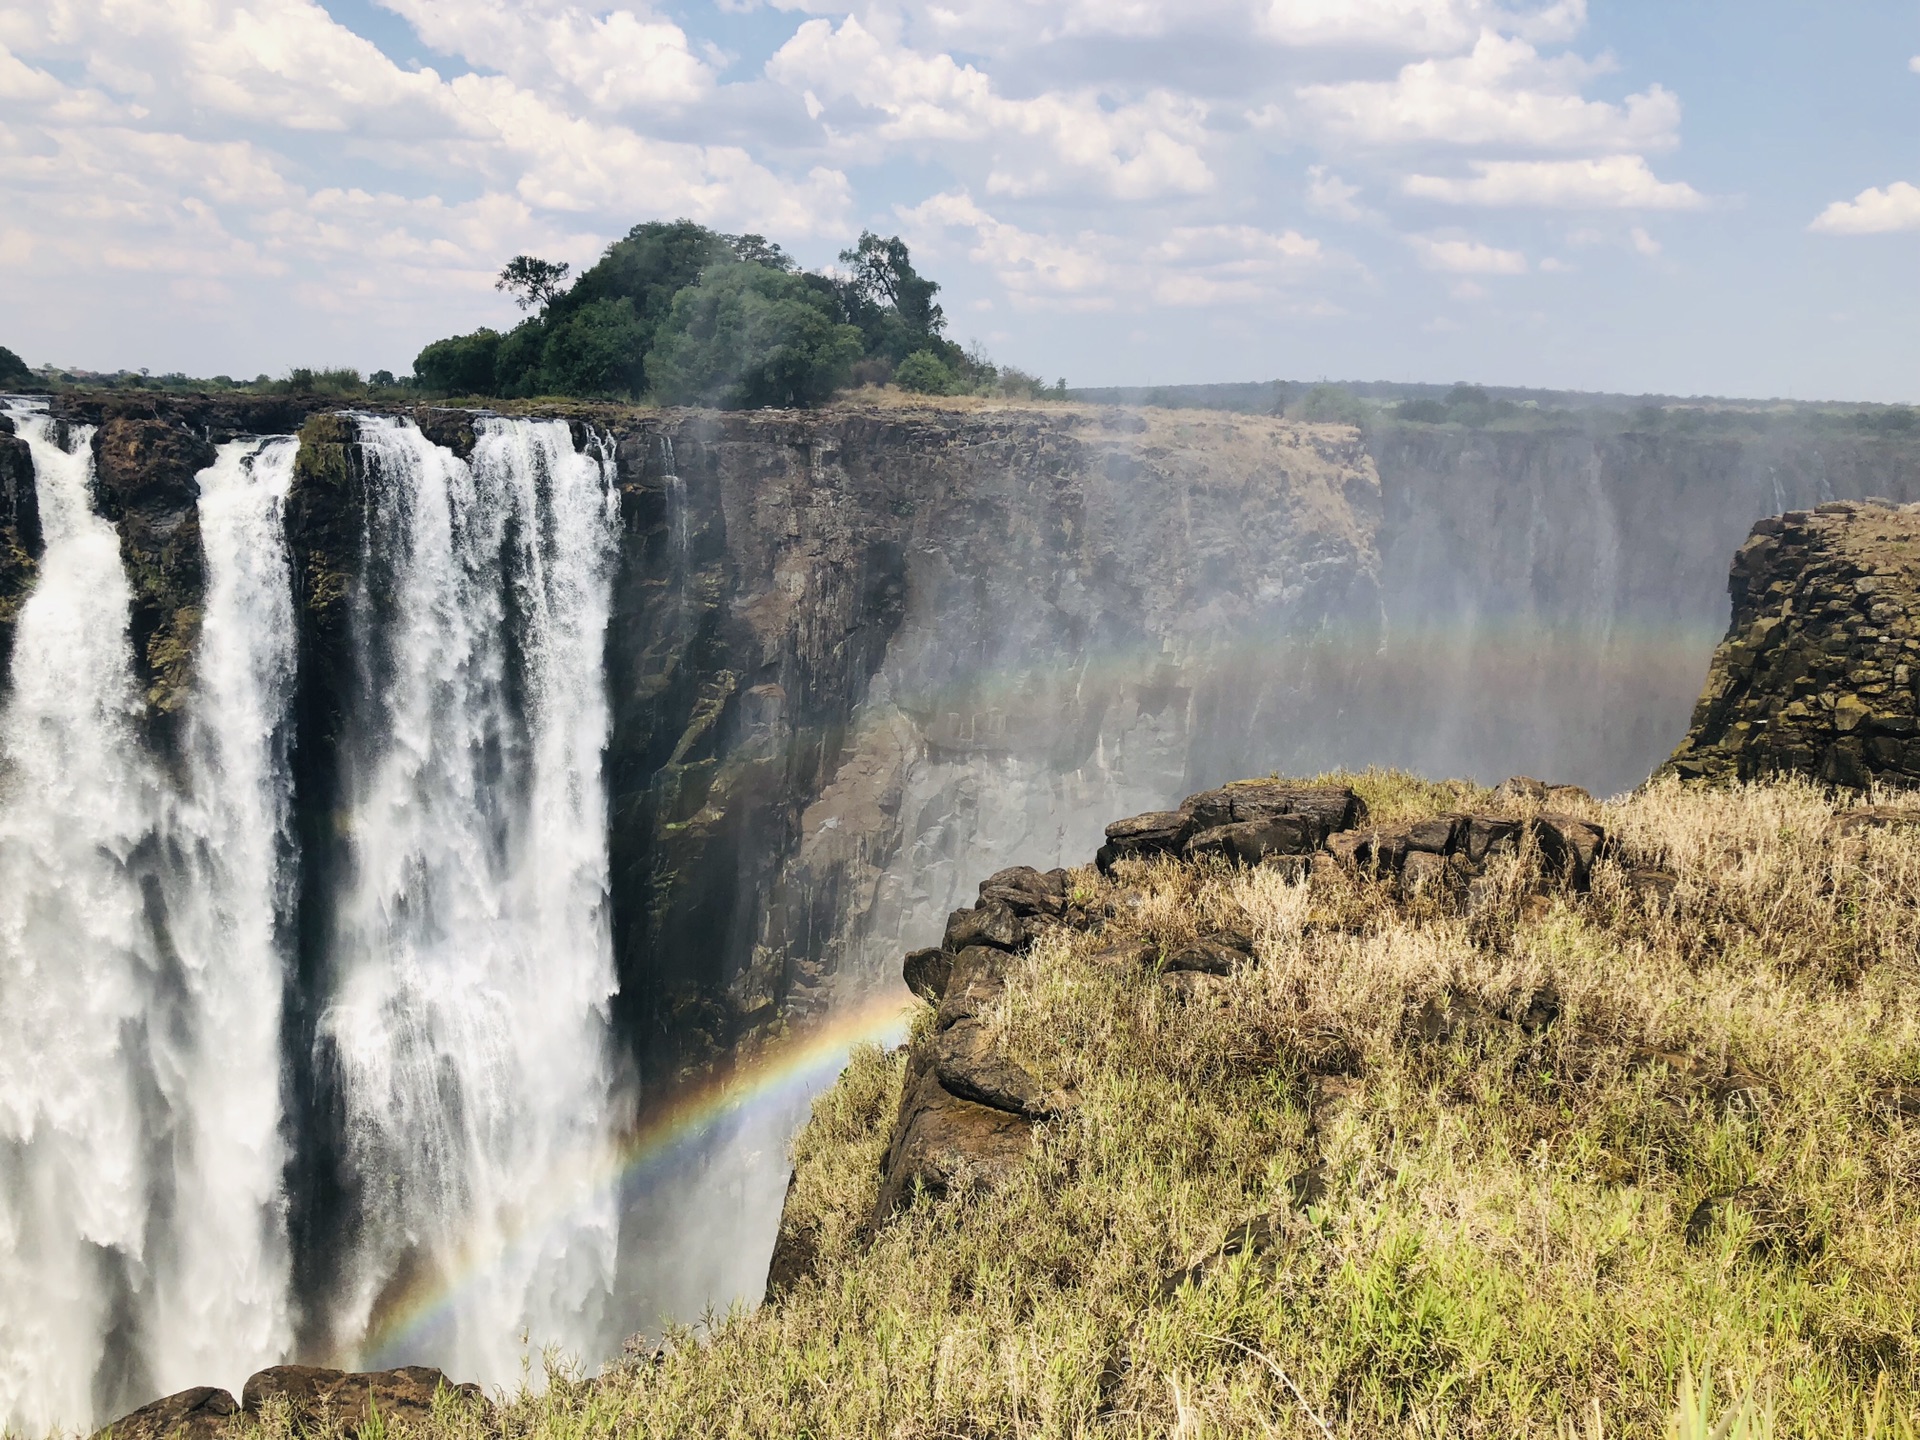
[[22, 395, 1920, 1088], [1663, 500, 1920, 787], [0, 411, 42, 679]]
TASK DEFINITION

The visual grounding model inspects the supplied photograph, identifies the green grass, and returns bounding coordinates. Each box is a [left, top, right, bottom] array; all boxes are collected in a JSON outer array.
[[273, 776, 1920, 1438]]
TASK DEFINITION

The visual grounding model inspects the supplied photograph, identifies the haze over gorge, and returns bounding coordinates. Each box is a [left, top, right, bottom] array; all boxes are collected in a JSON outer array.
[[0, 379, 1915, 1433]]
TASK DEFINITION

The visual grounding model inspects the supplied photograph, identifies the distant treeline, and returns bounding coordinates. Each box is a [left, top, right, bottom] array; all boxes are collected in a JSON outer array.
[[413, 220, 1060, 408], [1069, 378, 1920, 436]]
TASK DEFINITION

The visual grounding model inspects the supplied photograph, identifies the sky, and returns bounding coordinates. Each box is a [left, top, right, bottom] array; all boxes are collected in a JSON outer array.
[[0, 0, 1916, 400]]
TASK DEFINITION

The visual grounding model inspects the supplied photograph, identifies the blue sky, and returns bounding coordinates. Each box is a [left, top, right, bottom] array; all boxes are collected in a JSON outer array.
[[1, 0, 1915, 399]]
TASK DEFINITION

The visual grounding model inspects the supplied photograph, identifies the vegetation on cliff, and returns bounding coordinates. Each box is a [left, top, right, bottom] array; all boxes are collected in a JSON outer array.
[[407, 221, 1051, 408], [442, 770, 1917, 1438]]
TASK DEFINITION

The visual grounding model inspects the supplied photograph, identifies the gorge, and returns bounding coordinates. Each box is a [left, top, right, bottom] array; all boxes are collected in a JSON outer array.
[[1, 389, 1917, 1435]]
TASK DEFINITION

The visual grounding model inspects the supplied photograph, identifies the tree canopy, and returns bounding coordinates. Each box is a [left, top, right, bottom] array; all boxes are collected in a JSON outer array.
[[410, 219, 989, 408], [0, 345, 32, 388]]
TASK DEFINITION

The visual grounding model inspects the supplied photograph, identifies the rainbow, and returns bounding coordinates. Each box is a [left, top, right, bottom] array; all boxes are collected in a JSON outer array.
[[356, 988, 916, 1368]]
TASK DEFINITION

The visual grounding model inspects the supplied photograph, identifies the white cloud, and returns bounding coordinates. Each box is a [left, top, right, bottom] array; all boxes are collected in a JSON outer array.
[[1537, 255, 1571, 271], [767, 16, 1212, 199], [1305, 165, 1372, 221], [903, 190, 1329, 308], [373, 0, 713, 113], [1407, 234, 1528, 272], [1298, 32, 1678, 150], [1628, 224, 1660, 255], [1403, 155, 1704, 208], [1809, 181, 1920, 235]]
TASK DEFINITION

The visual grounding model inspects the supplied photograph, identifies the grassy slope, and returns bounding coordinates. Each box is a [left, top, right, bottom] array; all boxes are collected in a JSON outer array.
[[449, 773, 1919, 1439]]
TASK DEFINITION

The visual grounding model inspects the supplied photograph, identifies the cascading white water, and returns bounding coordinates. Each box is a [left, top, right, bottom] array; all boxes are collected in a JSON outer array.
[[143, 438, 300, 1398], [318, 416, 621, 1382], [0, 401, 160, 1436], [0, 414, 304, 1433]]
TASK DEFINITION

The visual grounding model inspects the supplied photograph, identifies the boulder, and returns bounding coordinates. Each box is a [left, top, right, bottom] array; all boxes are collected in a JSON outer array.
[[976, 865, 1068, 917], [1461, 815, 1522, 864], [240, 1365, 482, 1434], [942, 899, 1025, 953], [1096, 810, 1192, 872], [94, 1387, 237, 1440], [1534, 812, 1611, 887], [763, 1169, 818, 1299], [1182, 780, 1365, 836], [1161, 934, 1253, 976], [933, 1017, 1050, 1117], [936, 947, 1011, 1028], [1159, 970, 1230, 1007], [874, 1055, 1034, 1221], [902, 946, 952, 1003], [1184, 814, 1318, 865]]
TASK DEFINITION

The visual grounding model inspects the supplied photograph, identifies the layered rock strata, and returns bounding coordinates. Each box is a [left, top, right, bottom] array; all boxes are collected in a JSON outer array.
[[1664, 501, 1920, 788]]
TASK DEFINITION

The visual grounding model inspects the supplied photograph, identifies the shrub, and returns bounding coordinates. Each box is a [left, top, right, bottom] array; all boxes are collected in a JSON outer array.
[[646, 263, 863, 409], [411, 329, 500, 395], [0, 344, 31, 387], [893, 349, 959, 395]]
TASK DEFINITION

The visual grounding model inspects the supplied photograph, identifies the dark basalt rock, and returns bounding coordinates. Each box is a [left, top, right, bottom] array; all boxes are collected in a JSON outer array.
[[90, 416, 213, 734], [1100, 782, 1364, 873], [1161, 934, 1253, 976], [0, 424, 40, 683], [240, 1365, 482, 1434], [902, 946, 952, 1003], [943, 899, 1027, 953], [873, 1046, 1034, 1223], [1327, 809, 1615, 893], [93, 1386, 237, 1440], [1663, 502, 1920, 789]]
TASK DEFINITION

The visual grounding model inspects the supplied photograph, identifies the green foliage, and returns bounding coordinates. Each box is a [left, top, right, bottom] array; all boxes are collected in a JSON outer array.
[[537, 297, 648, 398], [412, 328, 501, 396], [272, 367, 367, 396], [838, 231, 946, 363], [496, 254, 571, 311], [407, 218, 1033, 404], [893, 349, 960, 395], [646, 262, 863, 409], [0, 344, 31, 387], [1295, 382, 1373, 424]]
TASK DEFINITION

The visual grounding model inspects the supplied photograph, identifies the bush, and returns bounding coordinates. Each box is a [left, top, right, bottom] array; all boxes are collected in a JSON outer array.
[[894, 349, 959, 395], [0, 344, 31, 388], [646, 263, 863, 409], [412, 329, 500, 395], [538, 298, 648, 397]]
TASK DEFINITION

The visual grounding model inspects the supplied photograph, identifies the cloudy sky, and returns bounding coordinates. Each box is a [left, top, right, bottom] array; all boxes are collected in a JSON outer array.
[[1, 0, 1916, 399]]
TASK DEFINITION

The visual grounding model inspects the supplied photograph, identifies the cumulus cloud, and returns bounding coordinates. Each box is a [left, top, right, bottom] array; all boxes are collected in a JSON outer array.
[[1298, 33, 1678, 150], [1406, 234, 1528, 273], [1809, 181, 1920, 235], [903, 190, 1329, 308], [1305, 165, 1373, 221], [767, 17, 1212, 199], [1402, 155, 1705, 208]]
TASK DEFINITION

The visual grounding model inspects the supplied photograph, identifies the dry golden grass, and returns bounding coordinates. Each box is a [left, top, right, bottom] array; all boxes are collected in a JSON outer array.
[[369, 774, 1920, 1439]]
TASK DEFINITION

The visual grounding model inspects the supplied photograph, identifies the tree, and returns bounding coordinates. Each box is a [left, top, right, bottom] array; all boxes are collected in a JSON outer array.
[[496, 256, 572, 311], [0, 345, 31, 388], [538, 298, 648, 397], [412, 328, 501, 394], [647, 263, 863, 409], [727, 233, 793, 270], [894, 350, 958, 395], [836, 232, 948, 362]]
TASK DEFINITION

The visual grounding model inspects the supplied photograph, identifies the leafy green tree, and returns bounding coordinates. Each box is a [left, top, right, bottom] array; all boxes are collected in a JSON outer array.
[[647, 263, 863, 409], [0, 345, 32, 387], [836, 232, 957, 365], [538, 298, 649, 397], [496, 255, 572, 310], [894, 350, 959, 395], [412, 329, 501, 394]]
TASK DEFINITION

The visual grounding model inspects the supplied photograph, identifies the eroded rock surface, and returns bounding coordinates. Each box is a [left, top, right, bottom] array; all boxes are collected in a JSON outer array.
[[1665, 501, 1920, 788]]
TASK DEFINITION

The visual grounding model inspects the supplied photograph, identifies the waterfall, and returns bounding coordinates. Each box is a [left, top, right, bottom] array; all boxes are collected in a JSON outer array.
[[0, 414, 302, 1433], [143, 438, 299, 1398], [316, 416, 621, 1380], [0, 402, 159, 1436]]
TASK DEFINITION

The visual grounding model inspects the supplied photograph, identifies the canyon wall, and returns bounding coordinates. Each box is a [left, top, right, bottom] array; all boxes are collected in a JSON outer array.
[[6, 389, 1918, 1426]]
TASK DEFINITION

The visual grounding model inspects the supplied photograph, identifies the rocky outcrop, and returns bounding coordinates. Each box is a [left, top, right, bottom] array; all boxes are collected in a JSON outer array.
[[1663, 501, 1920, 788], [0, 411, 41, 681], [95, 1366, 482, 1440], [89, 416, 213, 734], [818, 774, 1621, 1269]]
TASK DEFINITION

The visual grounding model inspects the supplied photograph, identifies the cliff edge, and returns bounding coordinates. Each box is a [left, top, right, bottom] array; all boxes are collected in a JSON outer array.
[[1663, 499, 1920, 788]]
